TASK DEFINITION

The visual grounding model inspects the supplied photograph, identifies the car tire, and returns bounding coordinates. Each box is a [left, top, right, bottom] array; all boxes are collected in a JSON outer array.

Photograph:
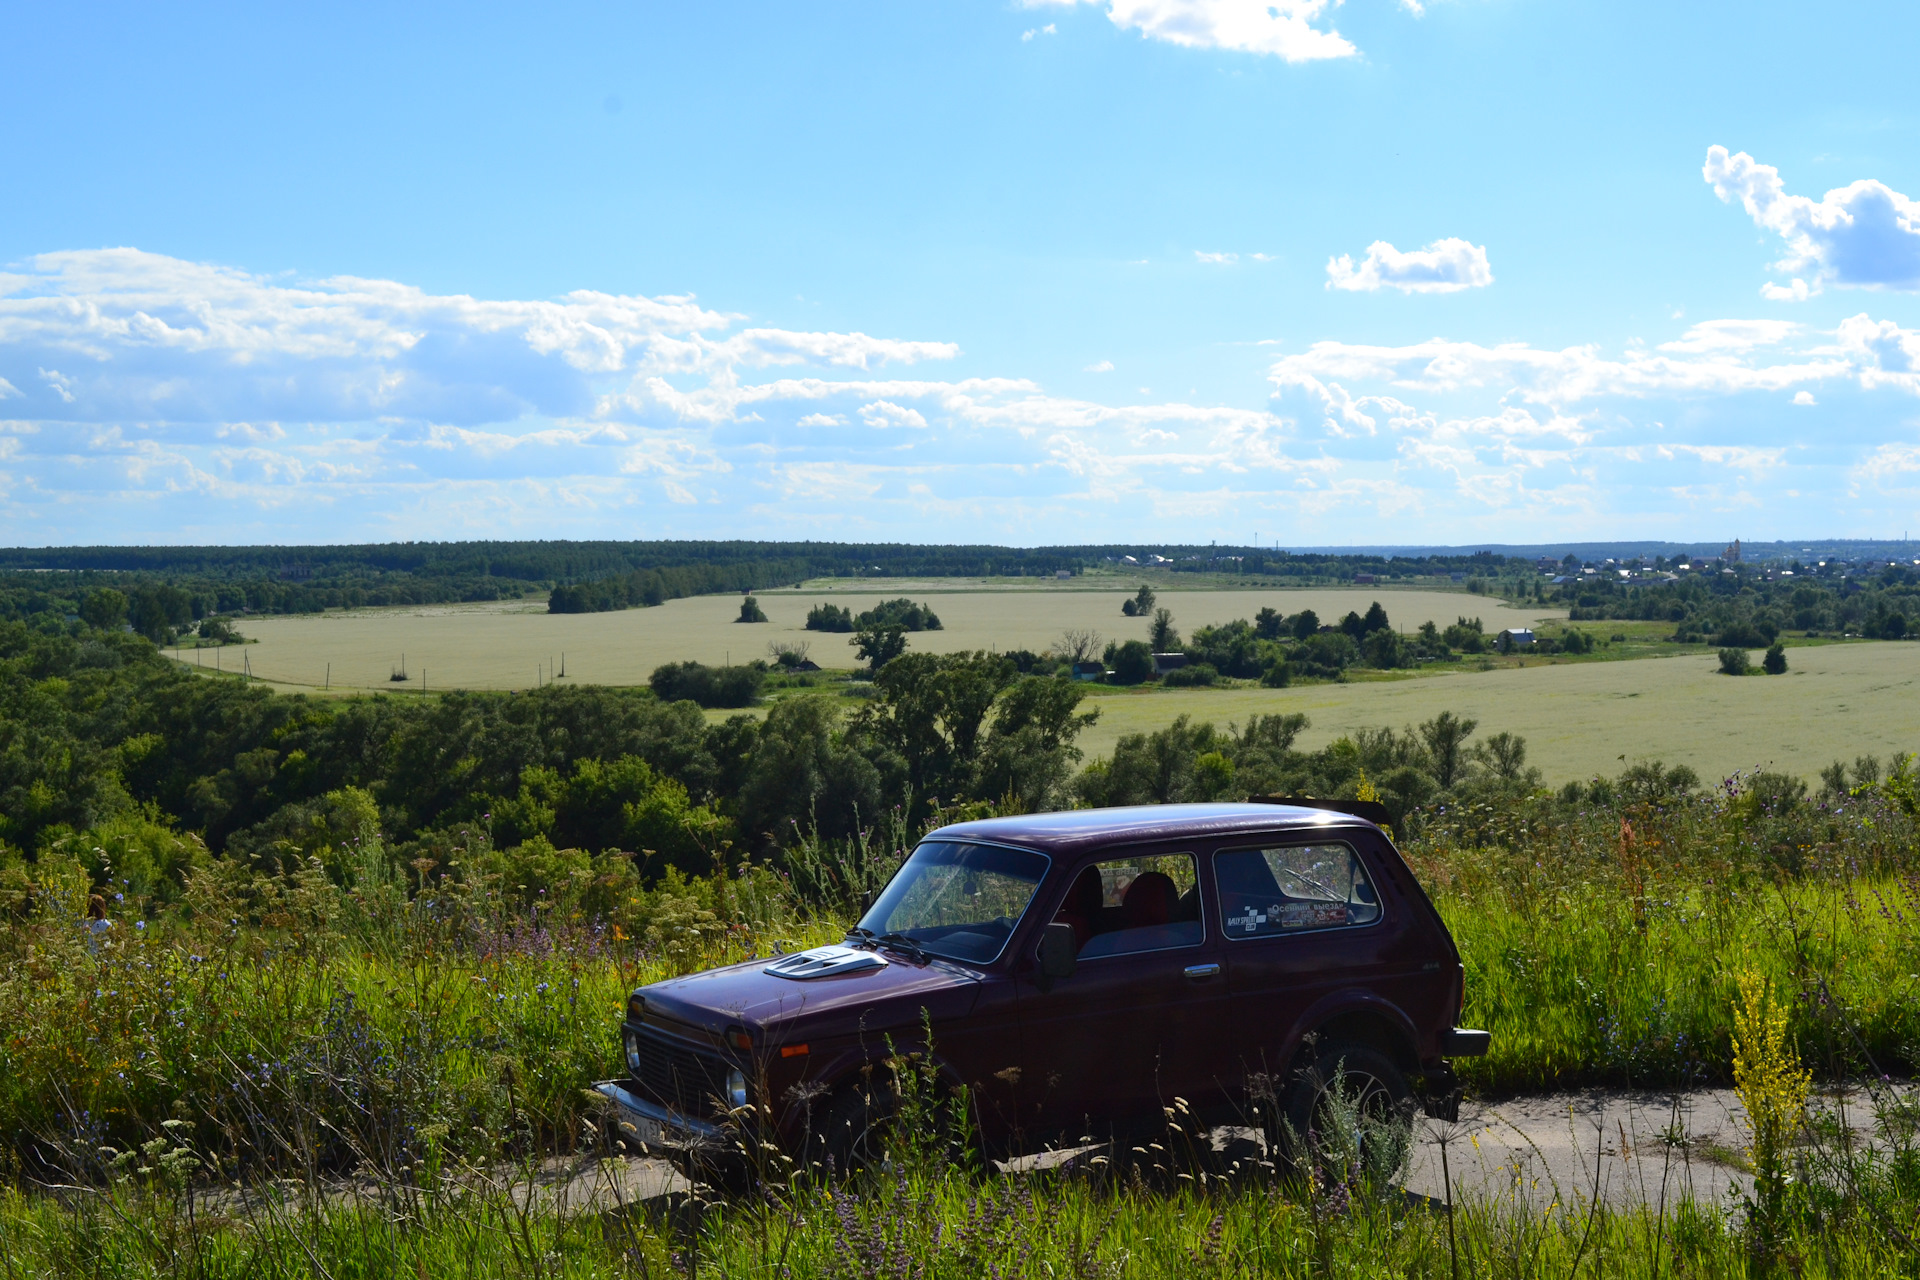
[[802, 1079, 894, 1177], [1274, 1039, 1413, 1176]]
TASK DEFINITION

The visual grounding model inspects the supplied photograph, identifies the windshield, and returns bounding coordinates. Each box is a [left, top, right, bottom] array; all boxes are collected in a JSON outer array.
[[857, 840, 1049, 964]]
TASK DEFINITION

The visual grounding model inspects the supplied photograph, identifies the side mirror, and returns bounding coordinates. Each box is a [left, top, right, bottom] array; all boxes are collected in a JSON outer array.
[[1036, 921, 1078, 993]]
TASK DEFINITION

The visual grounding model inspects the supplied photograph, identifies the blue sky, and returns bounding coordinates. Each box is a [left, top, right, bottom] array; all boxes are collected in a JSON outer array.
[[4, 0, 1920, 546]]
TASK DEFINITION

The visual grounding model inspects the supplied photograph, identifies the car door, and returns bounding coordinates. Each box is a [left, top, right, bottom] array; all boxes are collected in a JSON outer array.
[[1210, 836, 1400, 1086], [1013, 848, 1226, 1139]]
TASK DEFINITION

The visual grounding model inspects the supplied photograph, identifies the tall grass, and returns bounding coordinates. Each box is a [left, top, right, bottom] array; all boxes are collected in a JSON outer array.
[[5, 775, 1920, 1276]]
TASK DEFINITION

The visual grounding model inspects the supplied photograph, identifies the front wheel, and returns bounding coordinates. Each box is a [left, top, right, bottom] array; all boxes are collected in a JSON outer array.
[[800, 1080, 895, 1177]]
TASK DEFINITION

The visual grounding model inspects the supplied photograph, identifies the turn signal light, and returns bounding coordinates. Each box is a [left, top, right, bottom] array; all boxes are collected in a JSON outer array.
[[726, 1026, 753, 1051], [626, 994, 646, 1023], [779, 1044, 809, 1059]]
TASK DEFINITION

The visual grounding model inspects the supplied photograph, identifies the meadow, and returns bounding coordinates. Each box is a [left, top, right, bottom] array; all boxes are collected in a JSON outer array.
[[217, 581, 1920, 785], [229, 580, 1560, 693], [1073, 636, 1920, 783]]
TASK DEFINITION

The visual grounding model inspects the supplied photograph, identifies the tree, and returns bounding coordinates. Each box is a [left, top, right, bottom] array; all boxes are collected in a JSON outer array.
[[737, 697, 888, 840], [1254, 606, 1283, 640], [1132, 584, 1157, 616], [852, 624, 909, 674], [1105, 639, 1154, 685], [805, 603, 855, 632], [1418, 711, 1479, 788], [1362, 601, 1391, 635], [81, 588, 128, 632], [1148, 607, 1180, 651], [1718, 647, 1751, 675], [650, 661, 765, 708], [1055, 628, 1103, 666], [1292, 609, 1320, 640], [1762, 642, 1788, 675], [1362, 629, 1408, 669], [737, 595, 768, 623], [1472, 731, 1532, 782]]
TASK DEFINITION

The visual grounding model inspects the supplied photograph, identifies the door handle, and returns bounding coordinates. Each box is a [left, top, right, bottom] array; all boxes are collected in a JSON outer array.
[[1183, 963, 1221, 981]]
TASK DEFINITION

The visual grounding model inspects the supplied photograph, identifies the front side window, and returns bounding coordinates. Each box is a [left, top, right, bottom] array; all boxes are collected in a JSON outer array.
[[1214, 842, 1381, 940], [1051, 852, 1202, 959], [860, 841, 1049, 963]]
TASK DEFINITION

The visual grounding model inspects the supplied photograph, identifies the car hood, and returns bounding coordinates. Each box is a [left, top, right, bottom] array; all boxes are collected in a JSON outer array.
[[639, 947, 987, 1038]]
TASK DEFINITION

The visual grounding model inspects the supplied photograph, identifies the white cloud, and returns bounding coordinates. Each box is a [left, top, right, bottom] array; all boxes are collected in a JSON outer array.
[[1022, 23, 1057, 40], [0, 377, 17, 400], [11, 246, 1920, 543], [1195, 251, 1239, 264], [858, 400, 929, 429], [1029, 0, 1356, 63], [1084, 360, 1114, 372], [38, 368, 76, 403], [1658, 319, 1800, 354], [1705, 146, 1920, 294], [1325, 238, 1493, 294], [1793, 390, 1817, 406]]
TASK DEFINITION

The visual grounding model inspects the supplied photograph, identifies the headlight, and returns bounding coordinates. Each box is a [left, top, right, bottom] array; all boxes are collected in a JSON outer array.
[[625, 1031, 642, 1074], [726, 1069, 748, 1110]]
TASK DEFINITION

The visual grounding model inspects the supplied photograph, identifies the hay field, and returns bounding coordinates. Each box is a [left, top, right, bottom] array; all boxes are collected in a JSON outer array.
[[1075, 640, 1920, 784], [226, 581, 1557, 692]]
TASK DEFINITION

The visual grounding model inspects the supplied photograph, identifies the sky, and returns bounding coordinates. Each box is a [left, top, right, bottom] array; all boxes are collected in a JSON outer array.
[[3, 1, 1920, 548]]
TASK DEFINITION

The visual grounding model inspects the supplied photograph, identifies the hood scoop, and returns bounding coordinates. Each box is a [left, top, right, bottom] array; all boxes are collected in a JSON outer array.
[[764, 944, 890, 981]]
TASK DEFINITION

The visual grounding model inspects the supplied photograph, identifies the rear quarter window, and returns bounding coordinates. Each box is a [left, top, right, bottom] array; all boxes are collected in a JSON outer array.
[[1213, 842, 1382, 940]]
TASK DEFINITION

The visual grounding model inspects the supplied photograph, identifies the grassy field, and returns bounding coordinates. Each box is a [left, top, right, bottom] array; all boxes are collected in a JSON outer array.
[[1070, 636, 1920, 784], [227, 580, 1560, 693]]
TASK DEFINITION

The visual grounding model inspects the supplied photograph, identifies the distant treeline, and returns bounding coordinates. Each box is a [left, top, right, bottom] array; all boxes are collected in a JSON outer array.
[[1554, 563, 1920, 642], [0, 541, 1527, 629]]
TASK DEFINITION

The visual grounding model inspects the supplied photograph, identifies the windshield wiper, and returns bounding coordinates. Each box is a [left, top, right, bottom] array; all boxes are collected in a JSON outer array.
[[876, 931, 931, 963], [844, 926, 879, 947]]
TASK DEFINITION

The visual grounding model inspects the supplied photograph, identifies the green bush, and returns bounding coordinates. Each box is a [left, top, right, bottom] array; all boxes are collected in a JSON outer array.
[[1718, 647, 1751, 675], [804, 602, 854, 631], [1161, 662, 1217, 687], [736, 595, 768, 623], [1763, 642, 1788, 674], [1104, 639, 1153, 685], [648, 659, 765, 707]]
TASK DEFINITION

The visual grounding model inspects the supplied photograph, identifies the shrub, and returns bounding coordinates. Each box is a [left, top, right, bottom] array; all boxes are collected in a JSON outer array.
[[805, 603, 854, 632], [855, 598, 942, 631], [648, 660, 765, 707], [1762, 642, 1787, 674], [1162, 662, 1217, 687], [1717, 647, 1751, 676], [198, 616, 244, 644], [736, 596, 768, 623], [1260, 659, 1290, 688]]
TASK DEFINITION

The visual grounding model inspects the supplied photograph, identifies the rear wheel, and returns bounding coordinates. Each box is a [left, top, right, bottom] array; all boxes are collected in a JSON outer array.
[[1275, 1040, 1413, 1180]]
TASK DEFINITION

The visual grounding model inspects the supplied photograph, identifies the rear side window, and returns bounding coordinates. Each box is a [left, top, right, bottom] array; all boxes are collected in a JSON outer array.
[[1213, 842, 1381, 939]]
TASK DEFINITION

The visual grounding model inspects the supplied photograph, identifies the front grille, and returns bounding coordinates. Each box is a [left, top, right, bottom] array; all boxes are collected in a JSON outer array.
[[628, 1024, 730, 1119]]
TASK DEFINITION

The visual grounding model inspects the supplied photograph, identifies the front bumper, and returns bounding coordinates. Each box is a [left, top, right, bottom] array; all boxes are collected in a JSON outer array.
[[595, 1080, 727, 1148]]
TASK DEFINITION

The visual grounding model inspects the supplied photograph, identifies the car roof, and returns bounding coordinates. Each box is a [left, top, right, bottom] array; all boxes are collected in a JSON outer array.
[[927, 803, 1377, 858]]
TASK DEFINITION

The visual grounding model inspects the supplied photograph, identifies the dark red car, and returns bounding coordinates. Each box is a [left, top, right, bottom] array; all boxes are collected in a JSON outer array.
[[598, 802, 1488, 1170]]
